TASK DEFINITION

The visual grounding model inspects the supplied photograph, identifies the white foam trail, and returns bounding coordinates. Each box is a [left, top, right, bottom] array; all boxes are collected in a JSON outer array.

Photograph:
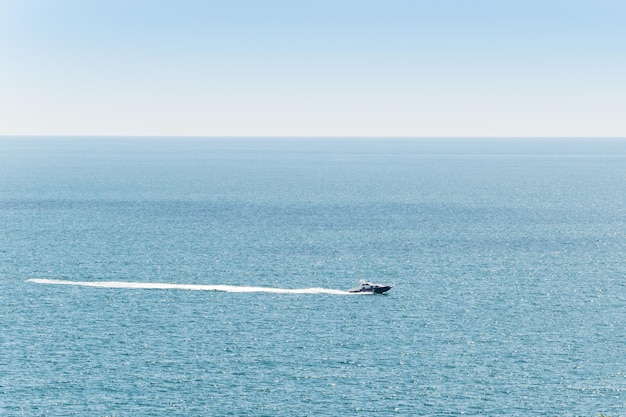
[[28, 278, 352, 295]]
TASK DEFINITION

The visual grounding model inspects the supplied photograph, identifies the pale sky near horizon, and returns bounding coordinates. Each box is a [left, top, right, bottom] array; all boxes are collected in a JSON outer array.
[[1, 0, 625, 137]]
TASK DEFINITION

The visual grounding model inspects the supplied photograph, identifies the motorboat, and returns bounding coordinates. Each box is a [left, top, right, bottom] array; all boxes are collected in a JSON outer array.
[[348, 280, 393, 294]]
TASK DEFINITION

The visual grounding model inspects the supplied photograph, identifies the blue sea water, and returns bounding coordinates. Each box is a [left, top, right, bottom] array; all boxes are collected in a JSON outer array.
[[1, 137, 625, 416]]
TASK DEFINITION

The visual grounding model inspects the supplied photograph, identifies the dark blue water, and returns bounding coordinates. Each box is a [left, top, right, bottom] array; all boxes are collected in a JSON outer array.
[[1, 137, 625, 416]]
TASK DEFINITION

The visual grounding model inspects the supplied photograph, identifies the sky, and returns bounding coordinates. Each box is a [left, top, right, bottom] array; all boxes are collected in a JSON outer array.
[[1, 0, 625, 137]]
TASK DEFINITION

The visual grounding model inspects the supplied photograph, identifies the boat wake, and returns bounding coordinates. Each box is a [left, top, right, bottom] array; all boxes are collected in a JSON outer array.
[[27, 278, 352, 295]]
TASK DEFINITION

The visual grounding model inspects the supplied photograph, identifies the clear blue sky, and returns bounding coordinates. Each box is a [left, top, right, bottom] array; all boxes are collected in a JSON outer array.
[[1, 0, 624, 137]]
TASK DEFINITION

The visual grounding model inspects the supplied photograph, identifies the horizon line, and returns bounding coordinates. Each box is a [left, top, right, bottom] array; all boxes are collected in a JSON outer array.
[[2, 135, 626, 140]]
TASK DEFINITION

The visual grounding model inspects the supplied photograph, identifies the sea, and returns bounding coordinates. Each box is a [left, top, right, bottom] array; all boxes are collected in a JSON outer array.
[[1, 137, 625, 416]]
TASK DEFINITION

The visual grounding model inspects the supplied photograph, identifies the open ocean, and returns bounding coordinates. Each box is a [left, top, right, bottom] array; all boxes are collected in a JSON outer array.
[[1, 137, 625, 416]]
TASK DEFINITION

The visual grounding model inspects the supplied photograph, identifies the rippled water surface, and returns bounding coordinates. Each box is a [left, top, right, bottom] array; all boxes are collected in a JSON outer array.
[[1, 137, 626, 416]]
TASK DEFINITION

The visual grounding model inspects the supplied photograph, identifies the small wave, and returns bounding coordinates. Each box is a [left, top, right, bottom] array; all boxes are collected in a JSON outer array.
[[27, 278, 352, 295]]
